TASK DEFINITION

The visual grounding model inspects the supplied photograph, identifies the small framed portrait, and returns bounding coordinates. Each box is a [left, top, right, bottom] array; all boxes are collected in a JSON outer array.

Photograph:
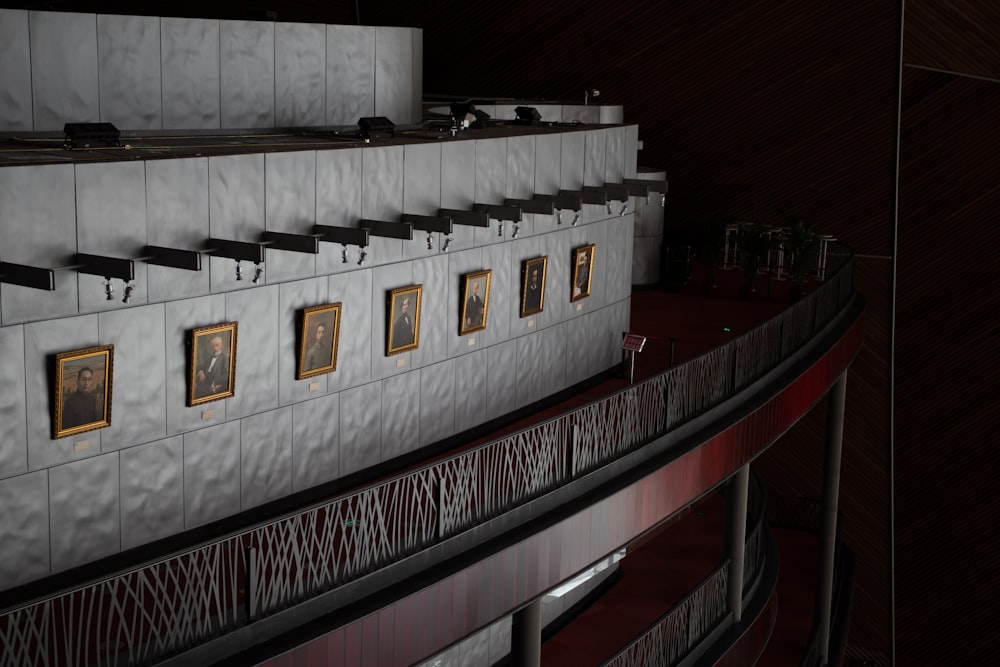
[[571, 244, 596, 301], [387, 285, 422, 356], [297, 302, 342, 380], [187, 322, 238, 406], [520, 256, 548, 318], [52, 344, 114, 439], [459, 270, 492, 335]]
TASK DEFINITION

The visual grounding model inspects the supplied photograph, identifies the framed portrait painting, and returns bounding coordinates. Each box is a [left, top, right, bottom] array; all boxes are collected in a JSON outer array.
[[52, 344, 114, 439], [571, 244, 596, 301], [459, 270, 492, 335], [297, 302, 342, 380], [387, 285, 422, 356], [187, 322, 238, 406], [520, 256, 548, 318]]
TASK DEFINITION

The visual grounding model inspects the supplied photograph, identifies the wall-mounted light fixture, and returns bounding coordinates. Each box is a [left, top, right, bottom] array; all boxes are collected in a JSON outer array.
[[402, 214, 453, 252], [584, 89, 600, 106]]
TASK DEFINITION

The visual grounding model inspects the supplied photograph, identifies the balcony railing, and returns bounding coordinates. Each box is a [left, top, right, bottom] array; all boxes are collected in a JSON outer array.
[[0, 246, 854, 667]]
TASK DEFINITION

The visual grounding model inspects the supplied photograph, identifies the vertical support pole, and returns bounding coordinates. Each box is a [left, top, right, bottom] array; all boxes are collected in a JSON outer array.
[[511, 598, 542, 667], [817, 371, 848, 664], [724, 464, 750, 622], [669, 338, 676, 367]]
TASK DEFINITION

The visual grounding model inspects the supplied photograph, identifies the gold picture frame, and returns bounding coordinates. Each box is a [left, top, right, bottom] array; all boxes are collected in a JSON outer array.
[[297, 302, 342, 380], [52, 344, 114, 439], [387, 285, 422, 356], [520, 256, 548, 317], [571, 244, 596, 301], [459, 270, 492, 335], [187, 322, 238, 406]]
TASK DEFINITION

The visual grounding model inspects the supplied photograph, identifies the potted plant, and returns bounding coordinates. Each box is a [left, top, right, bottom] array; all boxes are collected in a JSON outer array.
[[783, 217, 821, 301], [737, 221, 769, 298]]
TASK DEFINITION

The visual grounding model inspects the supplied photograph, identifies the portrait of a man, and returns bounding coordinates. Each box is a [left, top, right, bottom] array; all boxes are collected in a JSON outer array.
[[188, 323, 238, 406], [387, 285, 423, 355], [297, 302, 342, 380], [572, 244, 596, 301], [53, 344, 114, 439], [460, 270, 492, 335], [520, 256, 548, 317]]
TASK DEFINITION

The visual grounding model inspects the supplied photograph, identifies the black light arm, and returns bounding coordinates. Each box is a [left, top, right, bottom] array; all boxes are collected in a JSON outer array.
[[261, 231, 321, 254], [314, 225, 370, 247], [74, 253, 135, 281], [535, 192, 583, 211], [205, 238, 265, 263], [473, 203, 522, 222], [360, 219, 414, 240], [0, 261, 56, 291], [439, 208, 490, 227], [401, 214, 453, 234], [504, 198, 554, 215]]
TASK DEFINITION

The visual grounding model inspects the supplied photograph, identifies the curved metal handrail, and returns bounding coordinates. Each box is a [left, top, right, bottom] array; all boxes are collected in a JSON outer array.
[[0, 245, 855, 667]]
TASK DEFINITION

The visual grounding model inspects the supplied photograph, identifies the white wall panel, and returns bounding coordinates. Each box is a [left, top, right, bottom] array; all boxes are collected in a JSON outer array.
[[0, 9, 32, 131], [474, 138, 508, 246], [440, 140, 478, 253], [560, 132, 585, 190], [362, 145, 405, 266], [515, 330, 545, 408], [411, 254, 448, 368], [75, 162, 149, 312], [120, 435, 183, 550], [316, 148, 364, 274], [161, 17, 220, 129], [49, 452, 119, 573], [380, 370, 421, 461], [339, 382, 381, 475], [482, 242, 513, 345], [98, 304, 167, 451], [374, 27, 413, 125], [419, 359, 455, 447], [97, 14, 162, 130], [265, 150, 318, 282], [506, 135, 535, 200], [241, 406, 293, 509], [183, 420, 241, 528], [145, 158, 211, 301], [275, 22, 326, 128], [220, 20, 274, 128], [486, 339, 517, 420], [459, 630, 490, 666], [225, 285, 279, 419], [24, 314, 100, 469], [165, 294, 228, 435], [0, 326, 27, 479], [624, 125, 639, 178], [209, 153, 265, 293], [454, 348, 488, 434], [29, 11, 99, 130], [326, 25, 375, 126], [291, 392, 340, 492], [0, 164, 79, 324], [604, 126, 626, 184], [402, 142, 443, 259], [584, 129, 608, 188], [538, 323, 568, 398], [0, 471, 50, 588], [327, 269, 373, 393]]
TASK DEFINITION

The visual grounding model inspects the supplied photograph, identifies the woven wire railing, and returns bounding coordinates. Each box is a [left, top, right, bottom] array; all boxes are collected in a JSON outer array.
[[0, 245, 853, 667]]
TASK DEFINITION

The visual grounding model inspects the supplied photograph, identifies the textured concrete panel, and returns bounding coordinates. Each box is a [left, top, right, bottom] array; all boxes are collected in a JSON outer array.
[[402, 142, 443, 259], [506, 135, 535, 199], [440, 140, 478, 253], [145, 157, 211, 301], [339, 381, 382, 476], [225, 285, 279, 419], [327, 269, 372, 393], [561, 105, 600, 124], [560, 131, 585, 190], [278, 277, 328, 406], [537, 322, 568, 398], [97, 14, 161, 130], [165, 294, 227, 435], [29, 11, 99, 130], [446, 247, 486, 357], [49, 452, 119, 573], [265, 150, 318, 282], [482, 242, 513, 345], [75, 161, 148, 312], [209, 153, 265, 293], [606, 216, 629, 304], [371, 262, 413, 380], [362, 145, 405, 266], [374, 26, 413, 125], [411, 29, 423, 122], [533, 134, 563, 237], [474, 138, 508, 246], [488, 617, 512, 664], [0, 164, 78, 324], [584, 128, 608, 188], [515, 330, 545, 408], [24, 314, 101, 469], [624, 125, 639, 178], [241, 406, 293, 509], [632, 233, 662, 286], [326, 25, 375, 126], [220, 20, 275, 128], [98, 304, 167, 451], [161, 17, 220, 129], [275, 22, 326, 127], [411, 254, 448, 368], [380, 370, 421, 461], [183, 420, 241, 528], [120, 435, 184, 550], [291, 392, 340, 492], [316, 148, 364, 274], [419, 359, 455, 447], [0, 326, 27, 478], [486, 339, 518, 421], [0, 471, 50, 588], [459, 629, 491, 667], [621, 212, 636, 301], [605, 127, 626, 184], [0, 9, 32, 131]]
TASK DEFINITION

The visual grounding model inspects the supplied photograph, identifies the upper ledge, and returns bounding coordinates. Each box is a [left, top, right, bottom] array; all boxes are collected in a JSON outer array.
[[0, 121, 634, 168]]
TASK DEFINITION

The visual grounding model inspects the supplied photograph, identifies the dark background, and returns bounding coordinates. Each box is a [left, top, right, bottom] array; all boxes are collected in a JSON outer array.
[[6, 0, 999, 662]]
